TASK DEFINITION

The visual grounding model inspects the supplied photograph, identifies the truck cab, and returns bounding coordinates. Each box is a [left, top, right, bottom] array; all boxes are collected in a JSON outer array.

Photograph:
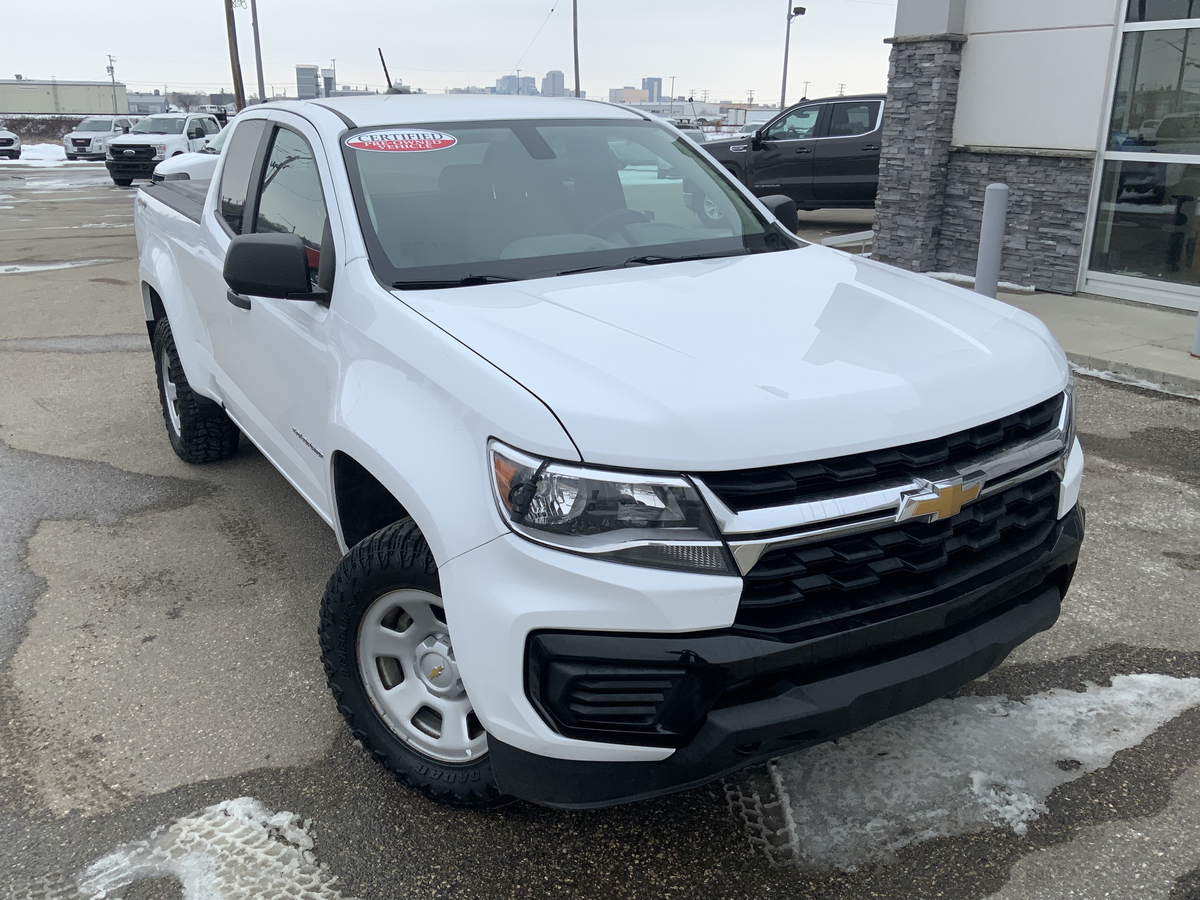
[[706, 94, 885, 210], [106, 113, 221, 185], [63, 115, 134, 161]]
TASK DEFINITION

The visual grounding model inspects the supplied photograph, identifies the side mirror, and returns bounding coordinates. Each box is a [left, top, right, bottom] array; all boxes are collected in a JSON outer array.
[[224, 233, 322, 302], [751, 130, 766, 150], [122, 126, 130, 134], [759, 194, 799, 234]]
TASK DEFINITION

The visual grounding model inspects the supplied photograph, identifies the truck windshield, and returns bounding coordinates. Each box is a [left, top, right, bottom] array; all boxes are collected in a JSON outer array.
[[341, 119, 795, 287], [132, 116, 186, 135], [77, 119, 113, 132]]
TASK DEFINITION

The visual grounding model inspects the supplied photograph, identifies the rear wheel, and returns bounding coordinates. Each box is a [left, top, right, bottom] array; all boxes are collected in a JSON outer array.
[[152, 317, 240, 463], [319, 519, 506, 808], [112, 178, 133, 186]]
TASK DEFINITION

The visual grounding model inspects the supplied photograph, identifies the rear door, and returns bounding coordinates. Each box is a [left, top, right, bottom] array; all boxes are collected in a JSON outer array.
[[745, 104, 825, 207], [812, 100, 883, 206]]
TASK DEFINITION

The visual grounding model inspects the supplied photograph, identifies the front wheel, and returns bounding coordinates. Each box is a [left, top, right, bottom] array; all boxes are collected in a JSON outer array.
[[66, 154, 78, 161], [112, 178, 133, 186], [319, 519, 506, 809]]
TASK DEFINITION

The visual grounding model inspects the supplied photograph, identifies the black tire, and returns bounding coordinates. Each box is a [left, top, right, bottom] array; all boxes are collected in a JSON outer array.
[[319, 519, 507, 809], [112, 178, 133, 186], [152, 317, 240, 463]]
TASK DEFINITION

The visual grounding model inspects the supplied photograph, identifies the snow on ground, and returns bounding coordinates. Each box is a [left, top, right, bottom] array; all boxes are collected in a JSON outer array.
[[77, 797, 355, 900], [2, 143, 97, 167], [774, 674, 1200, 870]]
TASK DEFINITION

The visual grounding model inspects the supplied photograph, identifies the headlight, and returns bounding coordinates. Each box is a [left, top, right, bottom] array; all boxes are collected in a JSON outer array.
[[153, 144, 166, 160], [489, 441, 736, 575]]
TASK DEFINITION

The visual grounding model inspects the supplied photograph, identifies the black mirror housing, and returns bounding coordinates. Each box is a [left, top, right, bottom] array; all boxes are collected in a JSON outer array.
[[224, 233, 312, 299], [759, 194, 800, 234]]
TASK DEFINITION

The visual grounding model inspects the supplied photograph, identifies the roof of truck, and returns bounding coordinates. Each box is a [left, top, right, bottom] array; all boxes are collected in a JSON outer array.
[[255, 94, 647, 128]]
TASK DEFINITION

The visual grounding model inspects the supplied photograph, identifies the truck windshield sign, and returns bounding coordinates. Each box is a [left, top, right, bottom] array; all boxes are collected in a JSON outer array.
[[345, 130, 457, 152]]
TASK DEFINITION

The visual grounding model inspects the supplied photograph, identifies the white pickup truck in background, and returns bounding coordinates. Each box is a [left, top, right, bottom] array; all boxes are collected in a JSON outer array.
[[107, 113, 221, 186], [133, 95, 1084, 809], [63, 115, 135, 161]]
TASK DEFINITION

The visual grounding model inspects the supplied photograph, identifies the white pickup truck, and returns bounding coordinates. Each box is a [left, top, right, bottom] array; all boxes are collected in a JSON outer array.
[[133, 95, 1085, 809], [107, 113, 222, 186]]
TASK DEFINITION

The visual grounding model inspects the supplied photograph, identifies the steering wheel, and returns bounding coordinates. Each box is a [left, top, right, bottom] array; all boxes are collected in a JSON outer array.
[[586, 208, 650, 244]]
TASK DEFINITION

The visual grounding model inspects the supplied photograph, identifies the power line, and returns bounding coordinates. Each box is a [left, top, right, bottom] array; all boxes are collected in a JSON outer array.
[[512, 0, 561, 75]]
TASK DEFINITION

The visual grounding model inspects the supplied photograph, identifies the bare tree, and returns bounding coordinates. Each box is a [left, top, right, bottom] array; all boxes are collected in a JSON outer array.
[[168, 92, 205, 112]]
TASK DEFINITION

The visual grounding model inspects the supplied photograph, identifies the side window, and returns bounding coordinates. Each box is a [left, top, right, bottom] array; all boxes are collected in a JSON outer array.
[[764, 106, 822, 141], [219, 118, 267, 234], [826, 101, 881, 137], [253, 127, 328, 285], [204, 118, 221, 135]]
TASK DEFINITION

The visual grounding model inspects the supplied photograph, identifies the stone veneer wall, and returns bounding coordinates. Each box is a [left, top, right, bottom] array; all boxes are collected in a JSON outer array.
[[872, 35, 966, 272], [936, 149, 1096, 294], [872, 36, 1097, 294]]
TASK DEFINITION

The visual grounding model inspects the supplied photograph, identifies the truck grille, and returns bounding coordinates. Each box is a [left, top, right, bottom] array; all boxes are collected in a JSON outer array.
[[702, 394, 1063, 512], [0, 138, 12, 147], [736, 471, 1061, 639], [72, 138, 91, 148], [111, 146, 155, 160]]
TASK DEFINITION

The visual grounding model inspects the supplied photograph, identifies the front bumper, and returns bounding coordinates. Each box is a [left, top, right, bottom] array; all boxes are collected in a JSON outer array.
[[105, 158, 159, 179], [488, 504, 1083, 807]]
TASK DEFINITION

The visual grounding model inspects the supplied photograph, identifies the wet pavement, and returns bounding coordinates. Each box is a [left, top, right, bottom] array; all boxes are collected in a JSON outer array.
[[1, 161, 1199, 900]]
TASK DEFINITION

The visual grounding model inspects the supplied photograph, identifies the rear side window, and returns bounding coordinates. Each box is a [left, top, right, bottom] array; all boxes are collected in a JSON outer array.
[[253, 127, 328, 285], [826, 101, 881, 137], [219, 118, 267, 234]]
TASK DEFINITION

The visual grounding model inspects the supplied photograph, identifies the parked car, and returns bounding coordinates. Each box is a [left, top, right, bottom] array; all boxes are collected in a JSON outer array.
[[62, 115, 135, 161], [0, 128, 20, 160], [133, 95, 1084, 810], [706, 94, 885, 210], [729, 118, 772, 140], [106, 113, 221, 186], [151, 124, 229, 182]]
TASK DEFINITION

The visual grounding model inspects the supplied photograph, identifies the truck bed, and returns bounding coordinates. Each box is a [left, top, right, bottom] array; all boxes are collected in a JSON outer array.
[[140, 179, 211, 224]]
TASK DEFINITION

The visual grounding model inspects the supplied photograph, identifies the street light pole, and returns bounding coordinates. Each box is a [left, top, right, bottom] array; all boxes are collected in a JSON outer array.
[[572, 0, 581, 98], [249, 0, 266, 103], [223, 0, 247, 111], [779, 4, 806, 110], [106, 55, 118, 113]]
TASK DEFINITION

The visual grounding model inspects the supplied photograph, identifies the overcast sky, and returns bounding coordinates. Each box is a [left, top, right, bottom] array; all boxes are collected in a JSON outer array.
[[7, 0, 896, 105]]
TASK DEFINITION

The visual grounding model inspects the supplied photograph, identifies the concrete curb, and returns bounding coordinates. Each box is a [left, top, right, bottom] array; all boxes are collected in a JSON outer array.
[[1067, 352, 1200, 401]]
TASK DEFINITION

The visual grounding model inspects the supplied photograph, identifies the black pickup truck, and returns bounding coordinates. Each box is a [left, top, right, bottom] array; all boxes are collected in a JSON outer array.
[[705, 94, 884, 211]]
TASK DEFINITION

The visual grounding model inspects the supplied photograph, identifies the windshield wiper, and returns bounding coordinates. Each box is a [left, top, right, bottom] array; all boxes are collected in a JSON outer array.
[[392, 274, 523, 290], [557, 251, 743, 278]]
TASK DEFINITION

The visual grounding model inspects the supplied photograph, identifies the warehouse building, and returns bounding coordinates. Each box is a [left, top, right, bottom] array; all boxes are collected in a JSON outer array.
[[0, 78, 127, 114]]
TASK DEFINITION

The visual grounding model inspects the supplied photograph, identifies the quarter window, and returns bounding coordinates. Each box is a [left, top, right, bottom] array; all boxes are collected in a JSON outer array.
[[764, 107, 821, 141], [254, 127, 328, 284], [826, 101, 880, 137], [218, 118, 267, 234]]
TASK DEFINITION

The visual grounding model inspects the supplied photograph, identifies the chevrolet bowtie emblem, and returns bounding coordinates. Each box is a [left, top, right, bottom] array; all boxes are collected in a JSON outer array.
[[428, 665, 445, 680], [897, 477, 984, 522]]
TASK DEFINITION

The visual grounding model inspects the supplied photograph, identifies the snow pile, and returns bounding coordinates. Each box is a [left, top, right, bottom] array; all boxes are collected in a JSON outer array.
[[4, 143, 87, 167], [774, 674, 1200, 869], [77, 797, 356, 900]]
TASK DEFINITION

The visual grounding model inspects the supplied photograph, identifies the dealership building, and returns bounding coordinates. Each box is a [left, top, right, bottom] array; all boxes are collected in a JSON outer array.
[[873, 0, 1200, 312]]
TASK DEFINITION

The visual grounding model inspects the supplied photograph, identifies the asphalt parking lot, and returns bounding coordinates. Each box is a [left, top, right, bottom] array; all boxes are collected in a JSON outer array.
[[2, 160, 1200, 900]]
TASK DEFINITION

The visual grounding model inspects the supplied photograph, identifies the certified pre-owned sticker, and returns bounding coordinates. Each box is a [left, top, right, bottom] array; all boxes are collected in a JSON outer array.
[[345, 130, 457, 152]]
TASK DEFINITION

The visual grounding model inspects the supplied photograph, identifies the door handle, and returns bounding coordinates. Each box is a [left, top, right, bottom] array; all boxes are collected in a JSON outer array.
[[226, 289, 251, 310], [861, 144, 879, 151], [795, 147, 812, 154]]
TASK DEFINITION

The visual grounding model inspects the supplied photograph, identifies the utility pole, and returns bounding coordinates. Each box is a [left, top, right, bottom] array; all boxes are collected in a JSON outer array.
[[249, 0, 266, 103], [748, 89, 754, 104], [572, 0, 581, 98], [516, 68, 521, 95], [106, 55, 118, 113], [780, 4, 806, 110], [223, 0, 247, 110], [802, 80, 810, 99], [669, 76, 676, 115], [837, 83, 846, 96]]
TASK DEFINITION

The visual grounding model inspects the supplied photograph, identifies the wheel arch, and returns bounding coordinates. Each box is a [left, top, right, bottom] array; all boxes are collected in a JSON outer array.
[[331, 450, 413, 551]]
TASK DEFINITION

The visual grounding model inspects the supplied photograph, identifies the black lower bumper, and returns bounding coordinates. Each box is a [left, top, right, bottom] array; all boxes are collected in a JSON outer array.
[[105, 159, 158, 179], [490, 506, 1083, 808]]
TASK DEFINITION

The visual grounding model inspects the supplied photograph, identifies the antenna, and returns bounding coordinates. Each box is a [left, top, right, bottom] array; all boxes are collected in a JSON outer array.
[[378, 48, 393, 90]]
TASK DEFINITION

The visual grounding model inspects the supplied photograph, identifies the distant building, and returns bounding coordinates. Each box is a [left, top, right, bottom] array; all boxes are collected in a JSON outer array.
[[296, 65, 320, 100], [0, 78, 127, 114], [609, 87, 649, 104], [542, 70, 566, 98], [127, 90, 168, 115], [641, 77, 662, 103], [495, 75, 538, 95], [321, 69, 336, 97]]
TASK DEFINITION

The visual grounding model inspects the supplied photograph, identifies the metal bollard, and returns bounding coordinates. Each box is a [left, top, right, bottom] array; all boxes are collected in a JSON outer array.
[[1192, 310, 1200, 358], [974, 183, 1009, 299]]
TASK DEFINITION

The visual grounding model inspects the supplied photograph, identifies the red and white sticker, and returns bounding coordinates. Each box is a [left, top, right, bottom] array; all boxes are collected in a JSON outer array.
[[345, 129, 457, 152]]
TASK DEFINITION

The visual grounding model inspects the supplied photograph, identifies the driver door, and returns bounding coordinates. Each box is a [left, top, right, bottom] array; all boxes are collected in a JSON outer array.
[[184, 117, 207, 152], [747, 104, 825, 208]]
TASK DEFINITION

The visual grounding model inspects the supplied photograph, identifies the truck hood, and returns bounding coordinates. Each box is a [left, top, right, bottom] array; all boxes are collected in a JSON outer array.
[[395, 246, 1068, 471]]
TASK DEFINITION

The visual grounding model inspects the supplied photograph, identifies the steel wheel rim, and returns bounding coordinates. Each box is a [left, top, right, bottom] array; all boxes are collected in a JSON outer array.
[[357, 589, 487, 764], [160, 348, 182, 435]]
